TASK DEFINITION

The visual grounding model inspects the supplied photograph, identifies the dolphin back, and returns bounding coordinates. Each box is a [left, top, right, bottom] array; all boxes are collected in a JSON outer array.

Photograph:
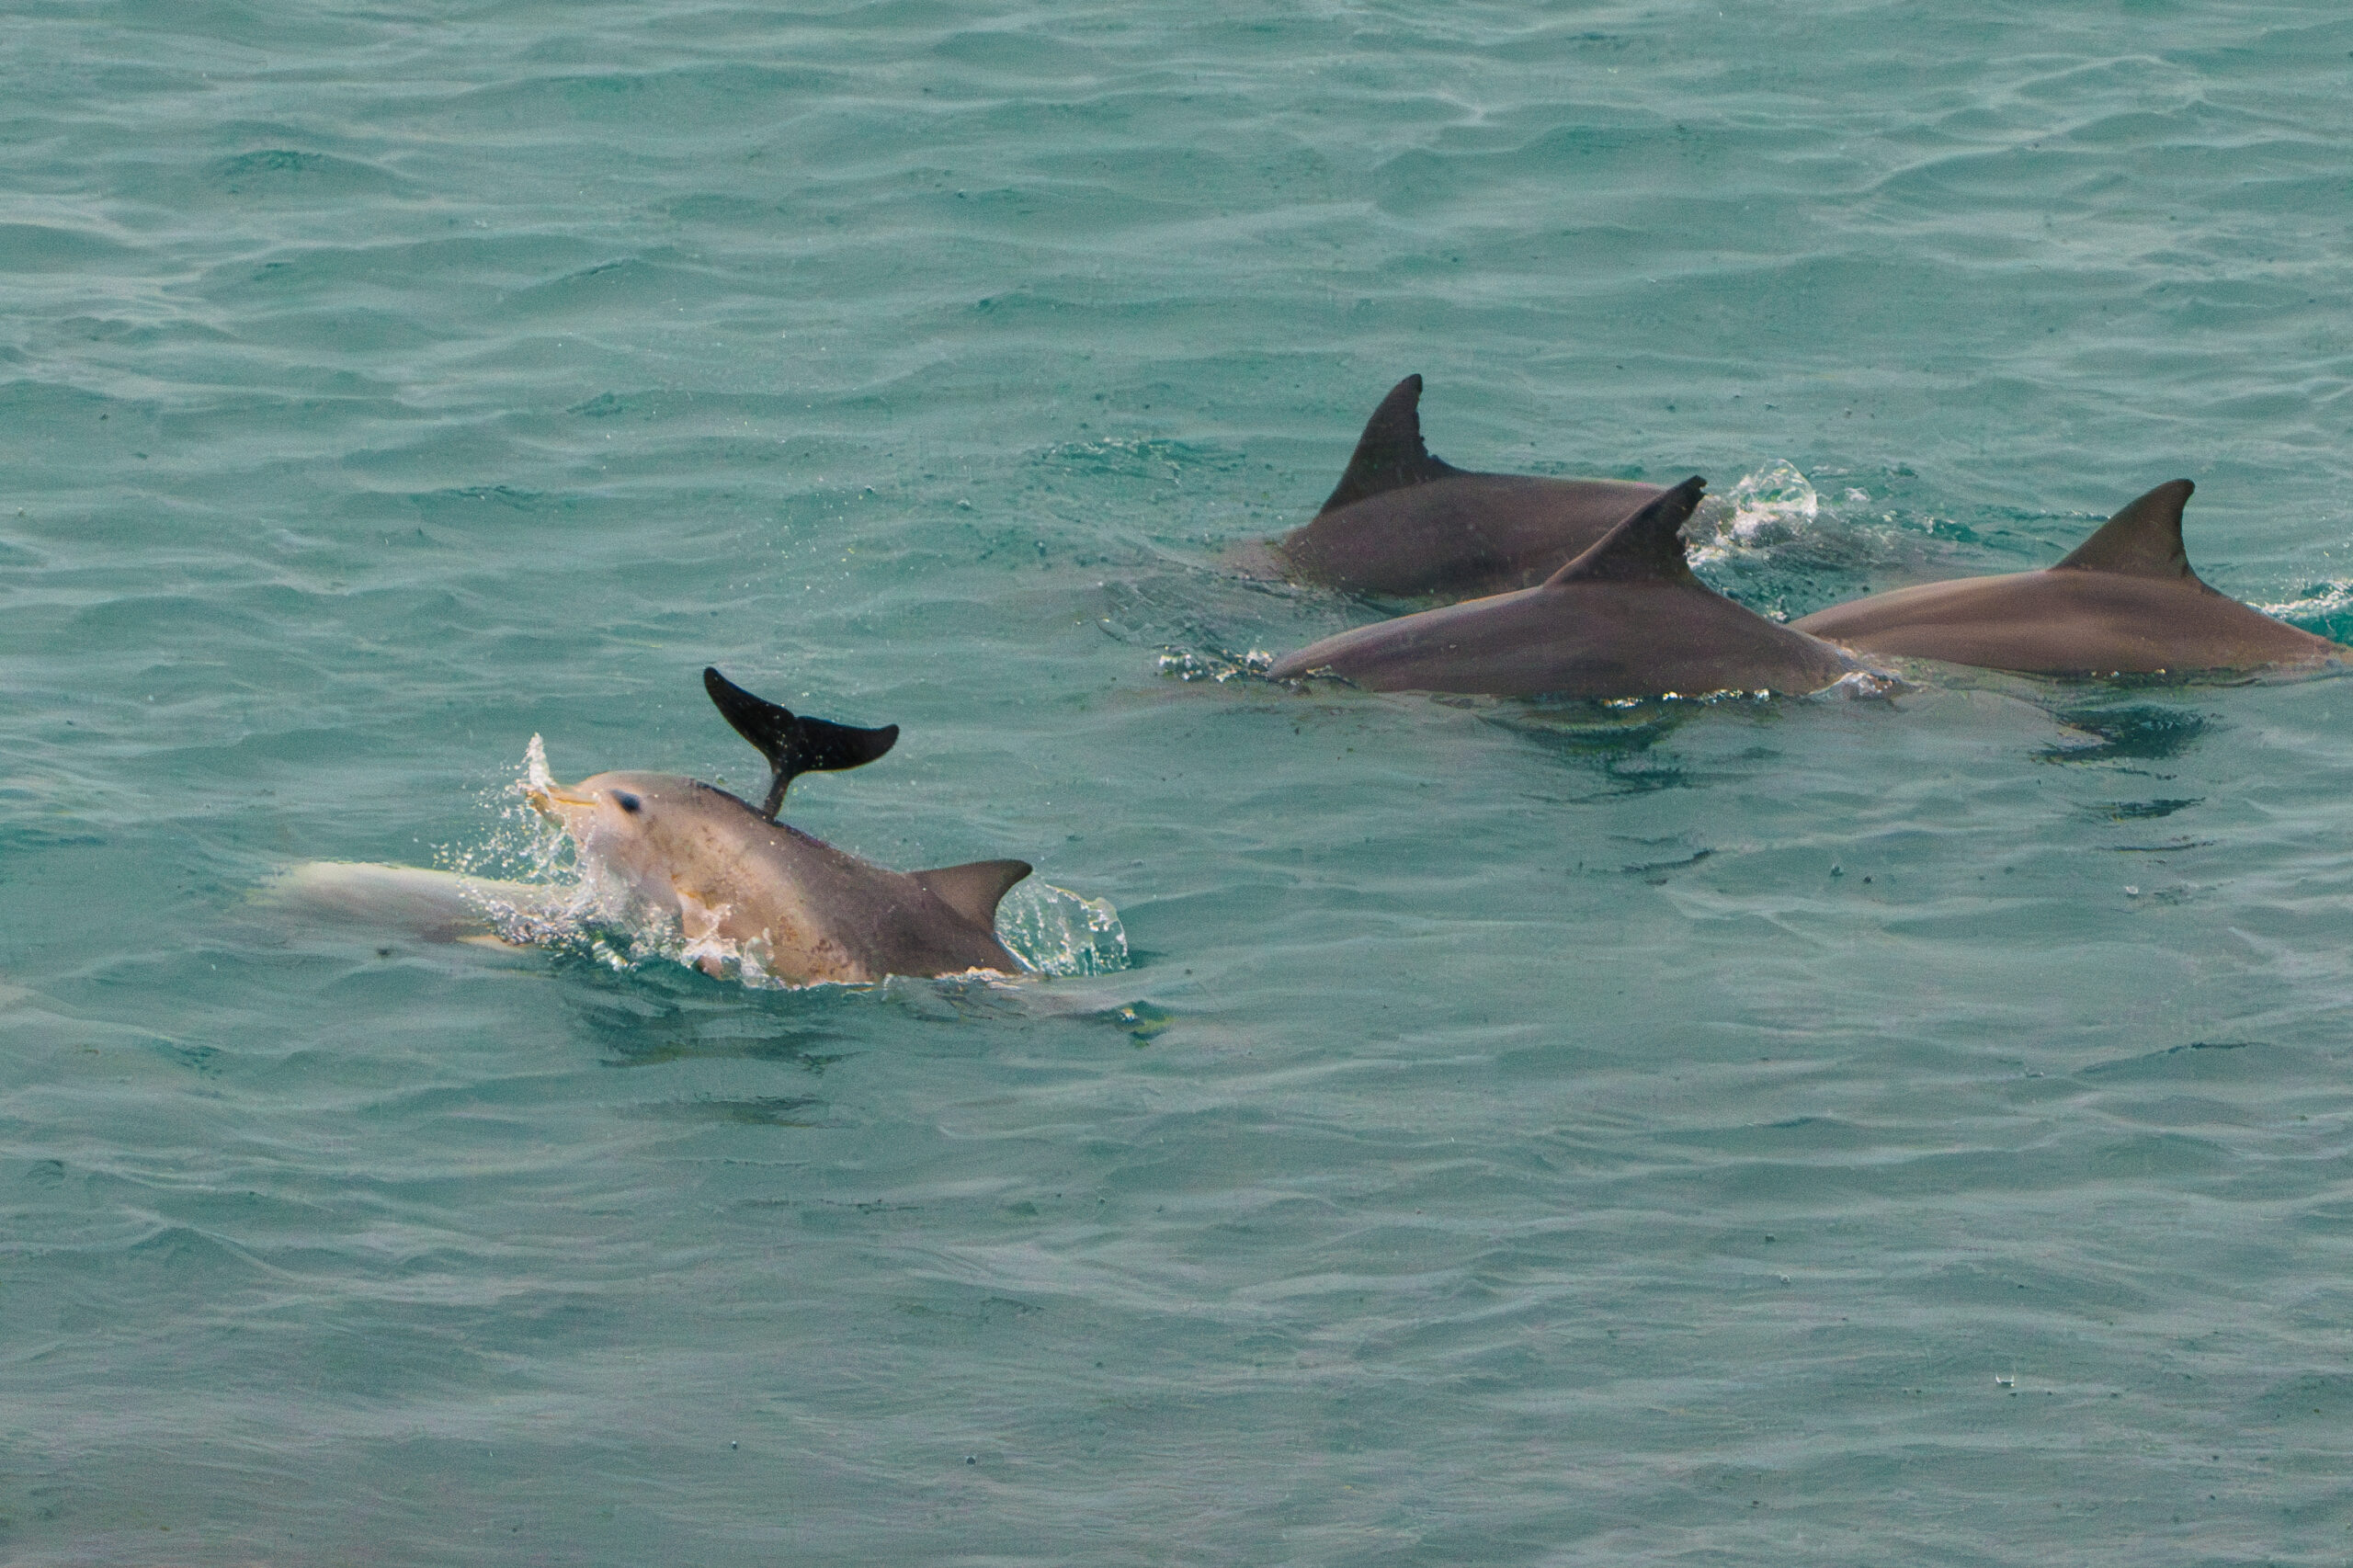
[[703, 666, 900, 820]]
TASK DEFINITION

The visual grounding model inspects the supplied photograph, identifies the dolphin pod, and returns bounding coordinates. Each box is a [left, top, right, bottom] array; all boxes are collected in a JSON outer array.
[[1268, 478, 1865, 699], [1791, 479, 2347, 677], [525, 669, 1032, 985], [285, 380, 2349, 990], [1266, 379, 2346, 698]]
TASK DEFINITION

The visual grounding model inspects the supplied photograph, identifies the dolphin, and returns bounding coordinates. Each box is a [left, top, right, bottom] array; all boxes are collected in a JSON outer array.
[[256, 860, 568, 946], [526, 669, 1032, 985], [1267, 477, 1864, 699], [1267, 374, 1665, 599], [1792, 481, 2348, 677]]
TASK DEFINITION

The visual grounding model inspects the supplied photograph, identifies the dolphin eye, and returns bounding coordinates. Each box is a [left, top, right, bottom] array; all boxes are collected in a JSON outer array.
[[612, 790, 642, 814]]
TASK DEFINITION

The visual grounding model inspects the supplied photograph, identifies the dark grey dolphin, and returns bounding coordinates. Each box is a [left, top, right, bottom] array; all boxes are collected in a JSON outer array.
[[528, 670, 1031, 984], [1269, 375, 1665, 598], [1793, 481, 2347, 677], [1267, 478, 1863, 699]]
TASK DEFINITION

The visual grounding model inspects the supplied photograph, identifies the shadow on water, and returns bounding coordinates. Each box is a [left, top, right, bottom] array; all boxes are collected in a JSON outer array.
[[548, 949, 1044, 1069], [2084, 796, 2201, 822], [1483, 699, 1719, 797], [2036, 700, 2215, 767], [550, 954, 854, 1070], [632, 1094, 827, 1127]]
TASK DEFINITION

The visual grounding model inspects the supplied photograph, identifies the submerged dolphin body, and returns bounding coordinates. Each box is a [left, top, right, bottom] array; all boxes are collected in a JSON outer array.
[[256, 860, 566, 946], [1268, 478, 1863, 699], [1270, 375, 1665, 599], [1793, 481, 2348, 677], [528, 670, 1031, 984]]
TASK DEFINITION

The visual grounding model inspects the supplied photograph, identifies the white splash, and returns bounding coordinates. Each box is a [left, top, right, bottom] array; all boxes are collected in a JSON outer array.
[[2256, 582, 2353, 626], [1157, 647, 1274, 683], [522, 731, 553, 795], [1688, 460, 1820, 565], [441, 733, 576, 889]]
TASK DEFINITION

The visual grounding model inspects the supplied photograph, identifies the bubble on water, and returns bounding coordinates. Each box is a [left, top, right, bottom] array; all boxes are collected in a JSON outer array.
[[996, 881, 1131, 976]]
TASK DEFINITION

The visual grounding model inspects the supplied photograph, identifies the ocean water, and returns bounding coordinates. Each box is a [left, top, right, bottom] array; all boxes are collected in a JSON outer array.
[[6, 1, 2353, 1562]]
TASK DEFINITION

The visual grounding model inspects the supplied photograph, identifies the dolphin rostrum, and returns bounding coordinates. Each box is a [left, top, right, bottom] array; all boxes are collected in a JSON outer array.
[[1792, 481, 2348, 677], [528, 669, 1031, 984], [1269, 375, 1665, 599], [1267, 477, 1865, 699]]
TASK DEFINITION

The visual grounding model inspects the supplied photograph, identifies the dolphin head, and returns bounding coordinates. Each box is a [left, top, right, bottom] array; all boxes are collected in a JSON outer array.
[[528, 769, 731, 907]]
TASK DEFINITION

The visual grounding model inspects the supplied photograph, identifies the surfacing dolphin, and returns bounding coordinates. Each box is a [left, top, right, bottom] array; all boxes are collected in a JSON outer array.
[[1793, 480, 2348, 677], [1268, 375, 1665, 599], [1267, 477, 1865, 699], [527, 668, 1031, 984]]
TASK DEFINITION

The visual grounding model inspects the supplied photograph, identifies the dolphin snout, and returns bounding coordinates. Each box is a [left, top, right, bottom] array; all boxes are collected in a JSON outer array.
[[528, 784, 596, 824]]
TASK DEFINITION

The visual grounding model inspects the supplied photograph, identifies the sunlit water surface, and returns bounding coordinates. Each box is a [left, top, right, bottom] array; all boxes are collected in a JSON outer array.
[[6, 3, 2353, 1563]]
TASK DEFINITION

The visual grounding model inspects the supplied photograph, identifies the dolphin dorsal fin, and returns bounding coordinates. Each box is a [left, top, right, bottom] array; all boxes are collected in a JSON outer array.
[[2052, 479, 2198, 580], [912, 858, 1032, 929], [1316, 374, 1461, 514], [1543, 476, 1708, 587], [703, 667, 899, 821]]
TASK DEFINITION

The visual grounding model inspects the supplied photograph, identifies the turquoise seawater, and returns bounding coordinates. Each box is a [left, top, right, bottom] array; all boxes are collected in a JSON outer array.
[[8, 2, 2353, 1562]]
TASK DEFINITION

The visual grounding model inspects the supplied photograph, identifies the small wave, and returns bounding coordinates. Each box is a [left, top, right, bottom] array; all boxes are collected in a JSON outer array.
[[210, 148, 414, 198], [1825, 667, 1908, 700], [1044, 436, 1240, 483], [2257, 582, 2353, 639]]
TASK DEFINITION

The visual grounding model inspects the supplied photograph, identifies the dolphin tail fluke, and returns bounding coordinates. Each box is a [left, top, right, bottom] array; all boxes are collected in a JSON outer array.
[[1544, 476, 1708, 586], [911, 858, 1032, 929], [702, 666, 900, 820], [1316, 373, 1461, 515], [2053, 479, 2197, 580]]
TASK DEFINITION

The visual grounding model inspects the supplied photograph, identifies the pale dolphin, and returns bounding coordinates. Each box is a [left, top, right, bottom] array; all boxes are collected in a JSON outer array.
[[527, 669, 1031, 984], [1793, 481, 2348, 676], [1267, 477, 1864, 699], [1268, 375, 1665, 599], [256, 860, 566, 946]]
